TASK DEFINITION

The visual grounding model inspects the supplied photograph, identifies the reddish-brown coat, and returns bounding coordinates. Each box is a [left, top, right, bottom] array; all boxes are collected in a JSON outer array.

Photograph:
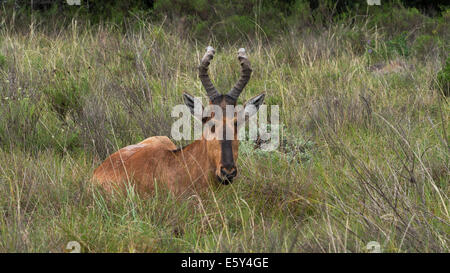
[[93, 46, 259, 197], [92, 136, 215, 196]]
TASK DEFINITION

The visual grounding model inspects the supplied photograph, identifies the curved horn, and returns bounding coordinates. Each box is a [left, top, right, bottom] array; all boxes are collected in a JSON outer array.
[[227, 48, 252, 101], [199, 46, 221, 101]]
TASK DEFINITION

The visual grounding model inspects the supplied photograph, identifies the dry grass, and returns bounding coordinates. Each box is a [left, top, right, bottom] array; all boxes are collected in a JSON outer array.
[[0, 12, 448, 252]]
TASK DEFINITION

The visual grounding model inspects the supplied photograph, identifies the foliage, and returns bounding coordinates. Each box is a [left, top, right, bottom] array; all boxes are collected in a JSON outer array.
[[0, 54, 6, 69], [437, 57, 450, 96], [0, 2, 448, 253], [0, 97, 81, 153]]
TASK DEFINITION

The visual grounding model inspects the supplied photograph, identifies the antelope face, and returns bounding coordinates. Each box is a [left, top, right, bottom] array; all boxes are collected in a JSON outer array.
[[204, 96, 240, 184], [184, 46, 265, 184], [184, 93, 265, 184]]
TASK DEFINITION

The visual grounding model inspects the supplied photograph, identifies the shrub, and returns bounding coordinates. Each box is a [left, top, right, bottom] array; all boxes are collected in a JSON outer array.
[[240, 124, 315, 165], [342, 28, 366, 55], [437, 57, 450, 96], [367, 32, 411, 63], [0, 98, 81, 153], [386, 32, 411, 57], [43, 72, 90, 119], [369, 7, 425, 37], [153, 0, 290, 42], [412, 34, 440, 60], [0, 54, 6, 69]]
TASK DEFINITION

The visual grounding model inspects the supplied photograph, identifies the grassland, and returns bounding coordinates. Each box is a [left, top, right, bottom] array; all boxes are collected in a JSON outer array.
[[0, 9, 448, 252]]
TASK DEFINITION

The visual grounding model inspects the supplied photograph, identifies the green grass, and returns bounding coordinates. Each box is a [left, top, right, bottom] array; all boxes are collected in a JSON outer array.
[[0, 12, 448, 253]]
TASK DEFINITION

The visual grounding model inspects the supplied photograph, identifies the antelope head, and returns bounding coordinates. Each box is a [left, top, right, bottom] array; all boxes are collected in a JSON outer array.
[[183, 46, 265, 185]]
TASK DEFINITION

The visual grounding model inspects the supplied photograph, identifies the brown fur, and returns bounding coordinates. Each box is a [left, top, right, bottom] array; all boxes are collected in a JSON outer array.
[[93, 136, 211, 196], [92, 47, 260, 197], [92, 107, 239, 196]]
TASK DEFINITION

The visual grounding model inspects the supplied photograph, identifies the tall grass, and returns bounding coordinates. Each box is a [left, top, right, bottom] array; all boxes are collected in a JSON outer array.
[[0, 10, 448, 252]]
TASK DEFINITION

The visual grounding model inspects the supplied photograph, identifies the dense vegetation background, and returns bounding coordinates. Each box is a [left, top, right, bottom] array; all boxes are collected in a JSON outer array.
[[0, 0, 448, 252]]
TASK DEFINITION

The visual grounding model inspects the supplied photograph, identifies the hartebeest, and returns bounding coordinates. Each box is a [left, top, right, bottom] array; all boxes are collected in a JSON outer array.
[[92, 46, 265, 196]]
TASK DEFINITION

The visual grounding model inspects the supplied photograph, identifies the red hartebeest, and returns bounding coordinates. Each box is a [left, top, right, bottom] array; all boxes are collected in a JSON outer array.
[[92, 47, 265, 196]]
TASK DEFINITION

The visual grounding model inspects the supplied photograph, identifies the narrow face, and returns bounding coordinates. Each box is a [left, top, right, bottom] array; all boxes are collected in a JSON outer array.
[[184, 93, 265, 185], [204, 96, 240, 184]]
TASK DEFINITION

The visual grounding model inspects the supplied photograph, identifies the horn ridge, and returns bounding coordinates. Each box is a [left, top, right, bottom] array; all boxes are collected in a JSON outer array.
[[228, 48, 252, 101], [199, 46, 221, 101]]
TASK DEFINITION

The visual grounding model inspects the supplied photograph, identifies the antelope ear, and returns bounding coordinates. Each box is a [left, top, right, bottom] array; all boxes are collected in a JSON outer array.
[[183, 92, 203, 116], [243, 93, 265, 118]]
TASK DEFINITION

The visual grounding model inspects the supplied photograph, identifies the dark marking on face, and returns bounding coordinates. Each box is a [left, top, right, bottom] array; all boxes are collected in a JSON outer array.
[[205, 94, 239, 184], [221, 140, 234, 170]]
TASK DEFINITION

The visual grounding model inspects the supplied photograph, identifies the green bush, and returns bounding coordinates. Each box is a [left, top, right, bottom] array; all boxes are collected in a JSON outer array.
[[369, 7, 425, 37], [342, 28, 366, 55], [412, 34, 440, 60], [437, 57, 450, 96], [216, 15, 255, 42], [43, 72, 89, 119], [367, 32, 411, 62], [0, 98, 81, 153], [153, 0, 291, 42], [0, 54, 6, 69], [240, 124, 315, 165], [386, 32, 411, 57]]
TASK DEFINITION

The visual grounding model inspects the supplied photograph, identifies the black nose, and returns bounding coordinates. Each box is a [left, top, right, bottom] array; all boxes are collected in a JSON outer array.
[[221, 166, 237, 180]]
